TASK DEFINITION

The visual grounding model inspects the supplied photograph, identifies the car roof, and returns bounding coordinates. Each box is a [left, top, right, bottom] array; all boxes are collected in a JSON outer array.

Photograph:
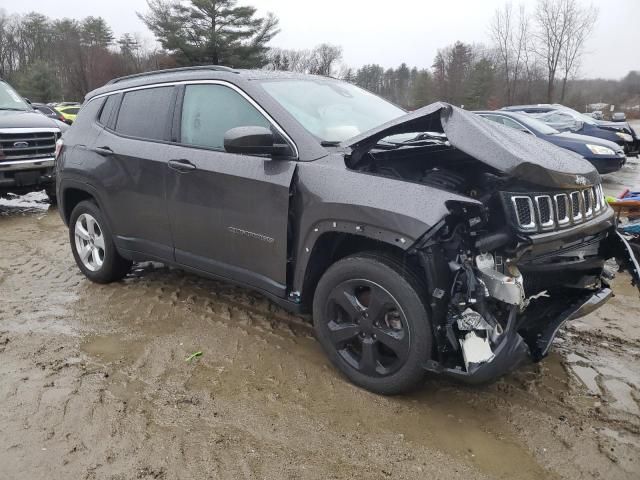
[[86, 66, 334, 101]]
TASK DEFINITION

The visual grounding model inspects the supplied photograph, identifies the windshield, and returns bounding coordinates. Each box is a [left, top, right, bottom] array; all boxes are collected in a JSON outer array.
[[513, 113, 559, 135], [259, 78, 406, 142], [555, 107, 598, 125], [0, 81, 30, 111]]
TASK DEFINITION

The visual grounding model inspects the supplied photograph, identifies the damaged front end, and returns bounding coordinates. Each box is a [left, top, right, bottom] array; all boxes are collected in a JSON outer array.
[[343, 102, 640, 384], [412, 200, 623, 384]]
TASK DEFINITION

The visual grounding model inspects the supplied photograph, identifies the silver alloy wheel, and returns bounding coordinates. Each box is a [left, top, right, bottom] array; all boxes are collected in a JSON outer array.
[[74, 213, 105, 272]]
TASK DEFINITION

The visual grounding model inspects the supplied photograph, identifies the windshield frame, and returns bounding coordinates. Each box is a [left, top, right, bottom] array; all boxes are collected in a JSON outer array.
[[258, 77, 407, 144], [0, 80, 31, 111]]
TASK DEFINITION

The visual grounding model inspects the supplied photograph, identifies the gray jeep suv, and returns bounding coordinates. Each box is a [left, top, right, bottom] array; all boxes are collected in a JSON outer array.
[[56, 66, 640, 394]]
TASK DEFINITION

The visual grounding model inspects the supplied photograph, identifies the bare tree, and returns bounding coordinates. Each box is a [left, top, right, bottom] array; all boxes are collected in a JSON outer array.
[[534, 0, 597, 103], [558, 3, 597, 102], [265, 43, 342, 76], [490, 3, 528, 104]]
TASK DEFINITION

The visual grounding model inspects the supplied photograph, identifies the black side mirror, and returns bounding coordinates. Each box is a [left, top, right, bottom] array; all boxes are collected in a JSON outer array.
[[224, 126, 293, 157]]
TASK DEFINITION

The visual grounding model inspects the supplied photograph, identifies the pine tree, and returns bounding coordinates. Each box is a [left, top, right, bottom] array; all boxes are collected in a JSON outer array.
[[139, 0, 279, 68]]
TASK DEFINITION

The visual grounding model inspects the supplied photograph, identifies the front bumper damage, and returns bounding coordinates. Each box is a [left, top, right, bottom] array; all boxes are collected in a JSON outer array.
[[416, 222, 640, 385]]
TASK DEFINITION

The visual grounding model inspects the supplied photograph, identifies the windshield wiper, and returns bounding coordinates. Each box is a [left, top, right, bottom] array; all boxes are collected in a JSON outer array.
[[0, 107, 28, 111], [320, 140, 341, 147]]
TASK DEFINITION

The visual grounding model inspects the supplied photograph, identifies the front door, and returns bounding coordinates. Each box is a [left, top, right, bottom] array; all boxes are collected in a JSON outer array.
[[165, 83, 297, 297]]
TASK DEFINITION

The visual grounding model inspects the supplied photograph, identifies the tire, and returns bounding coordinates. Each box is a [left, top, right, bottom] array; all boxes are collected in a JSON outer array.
[[45, 185, 57, 205], [313, 252, 432, 395], [69, 200, 131, 283]]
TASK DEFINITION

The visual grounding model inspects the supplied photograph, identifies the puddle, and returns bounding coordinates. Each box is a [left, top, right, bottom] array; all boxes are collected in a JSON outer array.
[[570, 365, 600, 395], [81, 334, 145, 364], [604, 379, 640, 416]]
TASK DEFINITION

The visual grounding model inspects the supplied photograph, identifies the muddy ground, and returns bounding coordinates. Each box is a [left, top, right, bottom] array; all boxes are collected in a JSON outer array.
[[1, 152, 640, 479]]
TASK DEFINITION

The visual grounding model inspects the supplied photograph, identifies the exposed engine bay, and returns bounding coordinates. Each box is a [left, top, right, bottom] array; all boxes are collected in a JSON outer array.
[[346, 133, 639, 383]]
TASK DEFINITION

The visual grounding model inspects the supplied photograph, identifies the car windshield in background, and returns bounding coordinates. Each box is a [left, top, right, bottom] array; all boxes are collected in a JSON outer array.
[[514, 113, 560, 135], [259, 78, 406, 142], [0, 81, 30, 111], [62, 107, 81, 115]]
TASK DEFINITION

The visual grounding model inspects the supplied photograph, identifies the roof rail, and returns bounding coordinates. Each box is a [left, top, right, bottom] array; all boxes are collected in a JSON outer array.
[[106, 65, 237, 85]]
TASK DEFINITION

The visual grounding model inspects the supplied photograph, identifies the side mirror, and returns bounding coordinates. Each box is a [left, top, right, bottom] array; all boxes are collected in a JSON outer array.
[[224, 126, 293, 157]]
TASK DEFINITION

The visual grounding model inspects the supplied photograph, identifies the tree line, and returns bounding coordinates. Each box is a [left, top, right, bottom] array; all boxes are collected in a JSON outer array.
[[0, 0, 638, 114]]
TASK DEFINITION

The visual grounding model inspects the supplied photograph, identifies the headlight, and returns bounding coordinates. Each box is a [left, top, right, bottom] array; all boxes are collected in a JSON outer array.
[[586, 144, 615, 155], [616, 131, 633, 142]]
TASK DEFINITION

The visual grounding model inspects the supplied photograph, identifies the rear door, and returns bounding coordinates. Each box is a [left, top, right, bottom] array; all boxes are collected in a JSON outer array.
[[95, 85, 177, 260], [164, 82, 297, 297]]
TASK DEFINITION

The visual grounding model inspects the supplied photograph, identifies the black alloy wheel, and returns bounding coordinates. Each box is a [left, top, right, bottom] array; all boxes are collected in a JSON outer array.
[[313, 253, 432, 395]]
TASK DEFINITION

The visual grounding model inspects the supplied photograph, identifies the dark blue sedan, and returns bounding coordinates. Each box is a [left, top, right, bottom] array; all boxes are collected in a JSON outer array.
[[476, 110, 627, 174], [500, 104, 639, 156]]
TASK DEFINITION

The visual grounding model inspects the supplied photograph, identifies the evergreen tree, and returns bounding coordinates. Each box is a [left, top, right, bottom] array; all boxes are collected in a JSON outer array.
[[139, 0, 279, 68]]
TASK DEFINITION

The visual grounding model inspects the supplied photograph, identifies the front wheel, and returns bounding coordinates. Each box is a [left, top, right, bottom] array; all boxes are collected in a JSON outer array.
[[69, 200, 131, 283], [313, 253, 432, 395], [45, 185, 57, 205]]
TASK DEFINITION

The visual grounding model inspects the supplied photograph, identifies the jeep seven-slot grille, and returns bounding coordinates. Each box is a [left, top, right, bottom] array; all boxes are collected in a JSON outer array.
[[504, 185, 607, 233], [0, 131, 58, 161]]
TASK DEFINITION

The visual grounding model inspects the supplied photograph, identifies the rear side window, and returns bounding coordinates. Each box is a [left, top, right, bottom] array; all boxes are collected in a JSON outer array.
[[180, 84, 270, 150], [98, 95, 119, 126], [115, 86, 174, 141]]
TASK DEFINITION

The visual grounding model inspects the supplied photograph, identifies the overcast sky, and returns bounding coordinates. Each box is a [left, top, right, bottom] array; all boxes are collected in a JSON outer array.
[[2, 0, 638, 79]]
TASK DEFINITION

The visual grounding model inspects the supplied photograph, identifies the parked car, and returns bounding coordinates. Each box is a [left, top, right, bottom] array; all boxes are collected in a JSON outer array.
[[503, 104, 640, 156], [591, 111, 604, 120], [56, 105, 80, 124], [56, 67, 640, 394], [0, 78, 67, 202], [475, 110, 626, 174], [32, 102, 67, 123], [611, 112, 626, 122], [532, 109, 638, 156]]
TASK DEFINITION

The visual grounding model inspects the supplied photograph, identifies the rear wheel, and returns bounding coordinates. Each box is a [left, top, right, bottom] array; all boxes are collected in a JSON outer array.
[[69, 200, 131, 283], [313, 253, 432, 395]]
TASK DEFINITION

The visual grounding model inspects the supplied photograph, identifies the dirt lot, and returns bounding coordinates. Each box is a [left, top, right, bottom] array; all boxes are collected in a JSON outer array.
[[1, 152, 640, 479]]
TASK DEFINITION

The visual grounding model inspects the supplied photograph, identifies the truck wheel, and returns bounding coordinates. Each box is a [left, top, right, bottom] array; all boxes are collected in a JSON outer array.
[[45, 186, 57, 205], [69, 200, 131, 283], [313, 253, 432, 395]]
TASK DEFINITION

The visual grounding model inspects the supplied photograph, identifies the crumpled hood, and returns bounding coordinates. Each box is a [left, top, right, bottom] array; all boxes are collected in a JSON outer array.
[[342, 102, 600, 189], [0, 109, 62, 129]]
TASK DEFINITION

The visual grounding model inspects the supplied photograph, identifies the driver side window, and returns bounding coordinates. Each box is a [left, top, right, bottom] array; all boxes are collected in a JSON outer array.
[[180, 84, 271, 150]]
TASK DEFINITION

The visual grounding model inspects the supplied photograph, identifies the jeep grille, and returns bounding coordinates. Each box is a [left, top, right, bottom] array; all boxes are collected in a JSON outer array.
[[503, 185, 607, 233]]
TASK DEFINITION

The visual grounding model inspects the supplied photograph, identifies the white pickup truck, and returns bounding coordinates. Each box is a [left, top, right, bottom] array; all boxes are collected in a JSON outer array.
[[0, 78, 68, 202]]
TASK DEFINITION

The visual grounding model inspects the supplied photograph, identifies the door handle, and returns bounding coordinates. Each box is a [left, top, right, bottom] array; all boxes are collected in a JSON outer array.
[[168, 159, 197, 172], [92, 146, 113, 156]]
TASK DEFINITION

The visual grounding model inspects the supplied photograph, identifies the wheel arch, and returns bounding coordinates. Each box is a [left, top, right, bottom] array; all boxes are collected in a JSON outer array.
[[59, 180, 109, 227], [295, 227, 424, 314]]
